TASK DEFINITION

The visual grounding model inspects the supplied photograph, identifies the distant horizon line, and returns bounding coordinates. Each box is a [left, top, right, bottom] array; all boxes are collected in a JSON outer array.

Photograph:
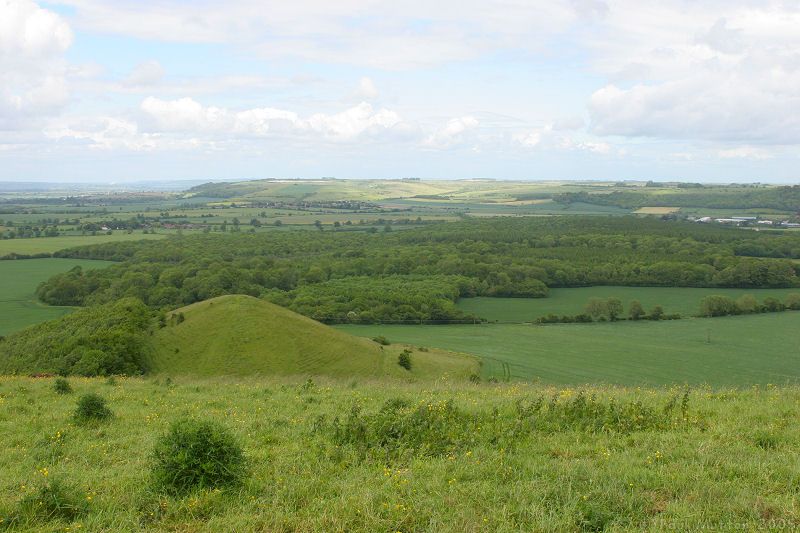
[[1, 177, 798, 187]]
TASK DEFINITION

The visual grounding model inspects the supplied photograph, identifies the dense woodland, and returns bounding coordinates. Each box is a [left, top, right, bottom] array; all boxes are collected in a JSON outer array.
[[0, 298, 152, 376], [36, 216, 800, 323], [552, 186, 800, 211]]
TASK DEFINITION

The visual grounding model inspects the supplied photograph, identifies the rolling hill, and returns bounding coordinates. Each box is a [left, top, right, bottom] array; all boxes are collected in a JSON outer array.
[[0, 294, 478, 379], [149, 295, 478, 379]]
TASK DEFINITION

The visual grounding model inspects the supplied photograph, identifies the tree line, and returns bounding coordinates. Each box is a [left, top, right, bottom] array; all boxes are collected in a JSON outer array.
[[551, 186, 800, 211], [35, 216, 800, 323], [536, 293, 800, 324]]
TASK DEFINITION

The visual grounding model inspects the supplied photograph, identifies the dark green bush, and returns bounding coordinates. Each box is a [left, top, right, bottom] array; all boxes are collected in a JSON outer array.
[[372, 336, 390, 346], [53, 378, 72, 395], [786, 293, 800, 310], [398, 349, 412, 371], [151, 418, 247, 494], [73, 393, 113, 424]]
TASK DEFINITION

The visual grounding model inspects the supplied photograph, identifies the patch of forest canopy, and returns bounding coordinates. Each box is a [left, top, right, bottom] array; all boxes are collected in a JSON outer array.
[[36, 216, 800, 323], [0, 298, 152, 376]]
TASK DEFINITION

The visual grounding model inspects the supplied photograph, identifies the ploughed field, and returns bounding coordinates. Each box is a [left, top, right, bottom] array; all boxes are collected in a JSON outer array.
[[0, 376, 797, 532], [337, 311, 800, 386]]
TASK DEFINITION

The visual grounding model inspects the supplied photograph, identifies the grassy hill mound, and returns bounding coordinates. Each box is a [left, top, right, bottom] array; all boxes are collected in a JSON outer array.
[[149, 295, 478, 379], [0, 295, 478, 380]]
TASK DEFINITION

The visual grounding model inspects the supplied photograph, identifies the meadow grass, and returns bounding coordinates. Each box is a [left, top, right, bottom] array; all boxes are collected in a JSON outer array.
[[337, 311, 800, 386], [0, 376, 797, 532], [0, 259, 112, 336], [457, 287, 800, 322]]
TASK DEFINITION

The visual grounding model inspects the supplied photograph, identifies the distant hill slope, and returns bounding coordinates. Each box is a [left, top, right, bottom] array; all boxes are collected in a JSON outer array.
[[149, 295, 479, 379]]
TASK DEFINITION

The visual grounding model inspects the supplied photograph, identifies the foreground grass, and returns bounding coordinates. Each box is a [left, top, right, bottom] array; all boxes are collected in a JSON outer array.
[[338, 312, 800, 386], [0, 376, 798, 532], [0, 259, 113, 336]]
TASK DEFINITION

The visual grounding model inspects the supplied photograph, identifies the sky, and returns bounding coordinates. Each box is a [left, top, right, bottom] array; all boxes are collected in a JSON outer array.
[[2, 0, 800, 183]]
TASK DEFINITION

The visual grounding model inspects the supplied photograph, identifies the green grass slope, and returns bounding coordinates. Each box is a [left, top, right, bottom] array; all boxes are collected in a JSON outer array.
[[1, 376, 797, 531], [337, 311, 800, 386], [149, 295, 478, 379]]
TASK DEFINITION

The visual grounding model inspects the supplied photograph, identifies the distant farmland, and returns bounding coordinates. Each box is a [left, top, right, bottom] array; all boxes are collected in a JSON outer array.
[[0, 233, 165, 257], [0, 258, 112, 335], [337, 311, 800, 386], [457, 287, 800, 323]]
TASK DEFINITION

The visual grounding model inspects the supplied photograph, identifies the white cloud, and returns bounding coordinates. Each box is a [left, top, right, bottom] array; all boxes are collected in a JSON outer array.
[[123, 60, 165, 87], [307, 103, 403, 140], [587, 2, 800, 145], [139, 97, 405, 142], [561, 139, 611, 154], [424, 116, 479, 149], [0, 0, 73, 128], [589, 69, 800, 144], [45, 116, 153, 150], [697, 18, 744, 55], [55, 0, 579, 69], [718, 146, 772, 160], [42, 96, 466, 151], [513, 125, 552, 148], [354, 77, 379, 100], [513, 123, 614, 154], [140, 97, 231, 132]]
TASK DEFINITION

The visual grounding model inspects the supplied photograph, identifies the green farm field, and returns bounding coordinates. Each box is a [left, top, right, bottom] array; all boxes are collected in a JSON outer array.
[[0, 259, 112, 335], [0, 233, 166, 256], [0, 376, 797, 532], [457, 287, 800, 322], [337, 312, 800, 386]]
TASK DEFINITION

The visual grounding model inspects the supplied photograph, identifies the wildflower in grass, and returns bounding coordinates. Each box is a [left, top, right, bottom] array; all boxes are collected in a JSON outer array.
[[15, 478, 89, 523]]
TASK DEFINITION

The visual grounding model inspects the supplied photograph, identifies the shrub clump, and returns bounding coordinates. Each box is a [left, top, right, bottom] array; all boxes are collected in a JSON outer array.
[[151, 418, 247, 494], [53, 378, 72, 395], [331, 399, 476, 459], [512, 390, 693, 434], [12, 478, 89, 525], [73, 393, 113, 424], [398, 349, 412, 371]]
